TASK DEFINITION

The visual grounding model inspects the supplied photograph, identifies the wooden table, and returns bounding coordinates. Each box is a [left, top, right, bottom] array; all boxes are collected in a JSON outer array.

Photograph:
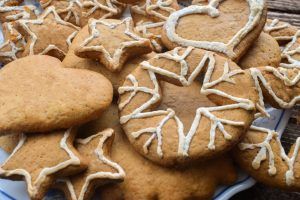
[[231, 1, 300, 199]]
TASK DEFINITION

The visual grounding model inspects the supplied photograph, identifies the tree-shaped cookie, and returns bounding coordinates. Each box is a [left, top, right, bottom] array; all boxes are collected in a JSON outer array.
[[0, 129, 87, 200], [75, 18, 152, 72], [16, 6, 80, 61]]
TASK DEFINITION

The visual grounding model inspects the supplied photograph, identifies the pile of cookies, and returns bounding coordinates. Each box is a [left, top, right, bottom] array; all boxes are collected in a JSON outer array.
[[0, 0, 299, 199]]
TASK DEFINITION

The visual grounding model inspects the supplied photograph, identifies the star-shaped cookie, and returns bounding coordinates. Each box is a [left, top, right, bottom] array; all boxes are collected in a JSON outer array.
[[0, 22, 26, 64], [40, 0, 83, 26], [57, 129, 125, 200], [0, 129, 87, 200], [75, 17, 152, 72], [0, 4, 38, 23], [17, 6, 80, 61]]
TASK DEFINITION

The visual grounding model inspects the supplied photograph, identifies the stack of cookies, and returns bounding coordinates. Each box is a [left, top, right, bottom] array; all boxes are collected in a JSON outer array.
[[0, 0, 299, 199]]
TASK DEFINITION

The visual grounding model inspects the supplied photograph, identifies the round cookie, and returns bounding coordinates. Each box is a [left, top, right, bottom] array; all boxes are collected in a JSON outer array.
[[162, 0, 267, 61], [238, 33, 281, 69], [118, 47, 259, 166], [79, 103, 237, 200], [0, 55, 113, 133], [62, 21, 155, 91], [234, 126, 300, 191]]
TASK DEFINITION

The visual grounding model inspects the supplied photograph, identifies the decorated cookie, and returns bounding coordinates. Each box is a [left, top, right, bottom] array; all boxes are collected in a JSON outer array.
[[264, 19, 298, 45], [118, 0, 139, 4], [238, 33, 281, 69], [135, 21, 165, 52], [0, 4, 38, 22], [75, 18, 152, 72], [56, 129, 125, 200], [0, 22, 26, 64], [0, 55, 113, 133], [16, 6, 80, 61], [118, 46, 259, 166], [0, 129, 87, 200], [62, 18, 155, 91], [130, 0, 180, 23], [235, 126, 300, 191], [0, 133, 20, 154], [161, 0, 267, 61], [0, 0, 24, 6], [40, 0, 125, 27], [76, 103, 237, 200]]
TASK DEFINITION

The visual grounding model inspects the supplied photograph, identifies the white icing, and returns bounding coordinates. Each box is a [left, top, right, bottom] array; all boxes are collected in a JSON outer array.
[[79, 17, 150, 72], [119, 47, 252, 157], [0, 4, 38, 21], [0, 129, 81, 198], [164, 0, 265, 59], [41, 0, 83, 26], [264, 19, 293, 42], [17, 6, 80, 56], [83, 0, 124, 19], [63, 129, 125, 200], [239, 125, 300, 186], [135, 21, 165, 52], [280, 30, 300, 69]]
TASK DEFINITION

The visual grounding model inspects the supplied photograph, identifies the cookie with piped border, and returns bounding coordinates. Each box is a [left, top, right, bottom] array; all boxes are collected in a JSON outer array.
[[161, 0, 267, 61]]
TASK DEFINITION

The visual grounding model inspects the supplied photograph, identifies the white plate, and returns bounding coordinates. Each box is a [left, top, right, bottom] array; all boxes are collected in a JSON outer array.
[[0, 1, 293, 199]]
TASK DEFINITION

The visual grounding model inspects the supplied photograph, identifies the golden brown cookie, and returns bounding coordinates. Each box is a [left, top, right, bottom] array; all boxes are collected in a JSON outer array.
[[16, 6, 80, 61], [62, 22, 154, 91], [76, 103, 237, 200], [264, 19, 298, 45], [0, 133, 20, 154], [162, 0, 267, 61], [0, 0, 24, 6], [130, 0, 180, 23], [55, 129, 125, 200], [39, 0, 126, 27], [0, 55, 113, 133], [0, 4, 37, 23], [0, 129, 87, 200], [234, 126, 300, 191], [118, 47, 259, 166], [0, 22, 25, 64], [75, 18, 152, 72], [238, 33, 281, 69]]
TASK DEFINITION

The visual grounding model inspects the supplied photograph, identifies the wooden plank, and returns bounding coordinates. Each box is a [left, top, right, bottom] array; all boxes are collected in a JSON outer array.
[[268, 11, 300, 28], [268, 0, 300, 13]]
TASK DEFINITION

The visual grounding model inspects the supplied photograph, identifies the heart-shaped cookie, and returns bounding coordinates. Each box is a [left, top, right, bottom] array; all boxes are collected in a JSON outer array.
[[162, 0, 267, 61], [0, 55, 113, 133]]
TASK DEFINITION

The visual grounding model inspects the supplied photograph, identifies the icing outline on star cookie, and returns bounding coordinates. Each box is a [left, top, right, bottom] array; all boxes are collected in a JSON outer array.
[[0, 128, 81, 197], [0, 4, 38, 21], [164, 0, 265, 59], [17, 6, 80, 56], [82, 0, 124, 19]]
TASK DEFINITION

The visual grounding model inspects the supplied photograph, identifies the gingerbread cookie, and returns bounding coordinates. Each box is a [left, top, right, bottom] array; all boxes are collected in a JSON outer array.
[[56, 129, 125, 200], [75, 18, 152, 72], [130, 0, 180, 23], [62, 21, 154, 91], [118, 47, 259, 166], [238, 33, 281, 69], [0, 0, 24, 6], [0, 55, 113, 133], [235, 126, 300, 191], [0, 129, 87, 200], [0, 133, 20, 154], [162, 0, 267, 61], [264, 19, 298, 45], [40, 0, 125, 27], [77, 103, 237, 200], [0, 4, 38, 22], [16, 6, 80, 61], [0, 22, 26, 64]]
